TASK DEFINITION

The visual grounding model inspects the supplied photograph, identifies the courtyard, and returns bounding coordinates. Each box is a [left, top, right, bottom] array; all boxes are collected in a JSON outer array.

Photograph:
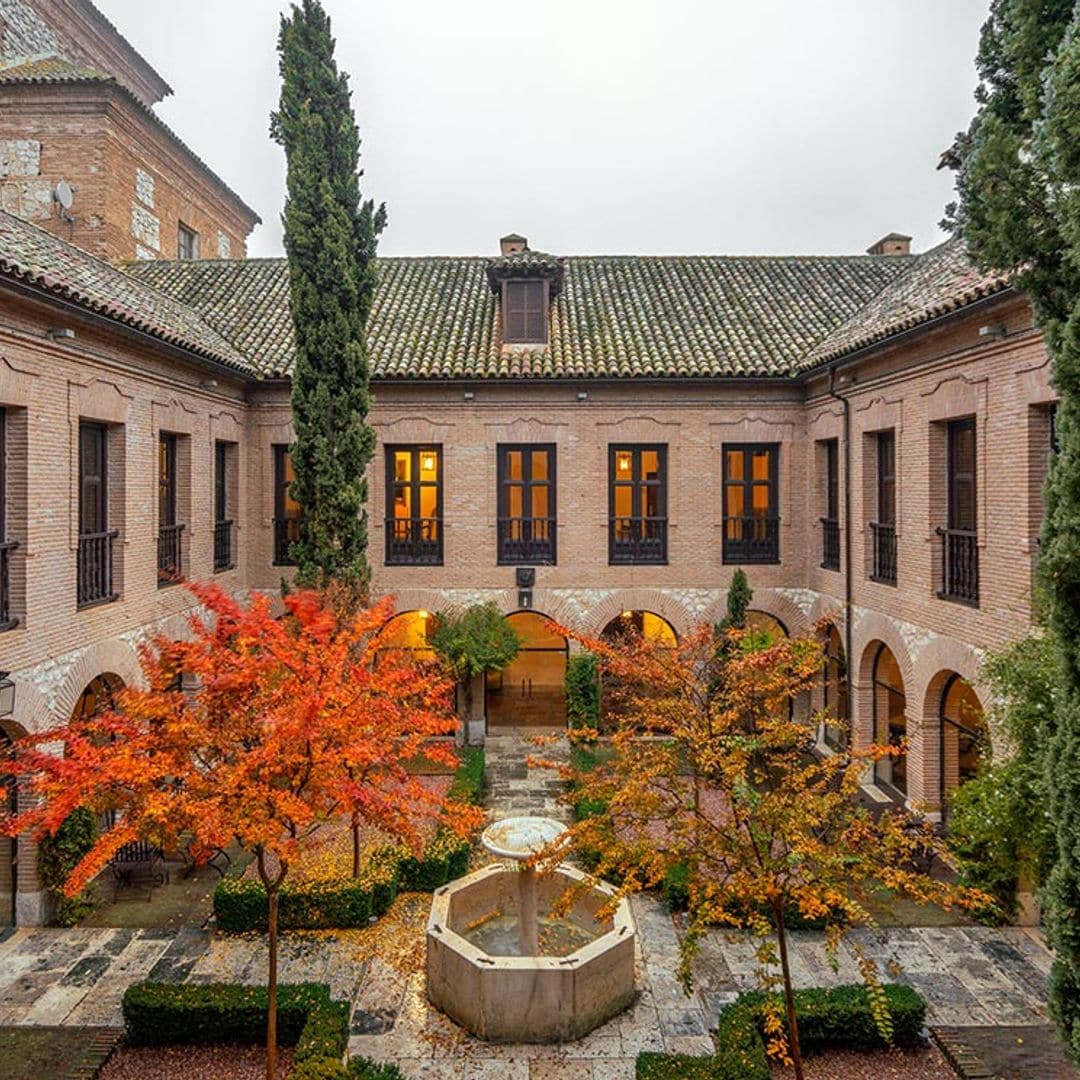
[[0, 732, 1072, 1079]]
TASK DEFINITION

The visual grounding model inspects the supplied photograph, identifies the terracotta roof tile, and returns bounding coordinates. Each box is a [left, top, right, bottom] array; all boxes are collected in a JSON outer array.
[[0, 209, 250, 372], [127, 252, 909, 380], [802, 239, 1011, 369]]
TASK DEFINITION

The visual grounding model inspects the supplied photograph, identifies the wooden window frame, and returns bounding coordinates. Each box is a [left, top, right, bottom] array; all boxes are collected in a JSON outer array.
[[877, 430, 896, 525], [502, 279, 549, 345], [947, 417, 977, 533], [158, 433, 177, 529], [177, 222, 199, 260], [79, 421, 108, 535], [722, 442, 780, 564], [272, 444, 301, 566], [497, 443, 557, 565], [608, 443, 668, 565], [385, 445, 444, 566]]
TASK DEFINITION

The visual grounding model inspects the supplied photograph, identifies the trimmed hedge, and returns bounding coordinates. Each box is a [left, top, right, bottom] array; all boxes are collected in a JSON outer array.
[[215, 750, 483, 933], [122, 980, 402, 1079], [636, 983, 926, 1079]]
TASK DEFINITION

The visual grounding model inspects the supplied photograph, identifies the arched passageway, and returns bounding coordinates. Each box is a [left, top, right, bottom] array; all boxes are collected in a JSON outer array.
[[601, 610, 677, 645], [378, 609, 439, 661], [71, 673, 123, 723], [871, 644, 907, 794], [940, 673, 987, 822], [485, 611, 567, 728], [745, 610, 787, 643], [0, 723, 18, 927]]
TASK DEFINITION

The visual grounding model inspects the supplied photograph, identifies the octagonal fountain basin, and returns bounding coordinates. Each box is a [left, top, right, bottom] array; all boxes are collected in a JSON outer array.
[[426, 862, 636, 1043]]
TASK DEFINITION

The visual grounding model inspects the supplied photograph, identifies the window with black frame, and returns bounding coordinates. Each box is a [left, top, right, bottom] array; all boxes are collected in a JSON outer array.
[[386, 446, 443, 565], [77, 421, 117, 607], [820, 438, 840, 571], [938, 417, 979, 605], [0, 407, 15, 630], [870, 430, 897, 585], [272, 444, 302, 566], [213, 441, 234, 572], [497, 444, 556, 564], [609, 445, 667, 564], [157, 433, 182, 586], [723, 443, 779, 563]]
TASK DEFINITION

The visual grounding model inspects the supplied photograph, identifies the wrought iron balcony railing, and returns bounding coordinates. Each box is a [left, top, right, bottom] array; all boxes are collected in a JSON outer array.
[[273, 516, 302, 566], [0, 538, 17, 630], [385, 517, 442, 566], [213, 519, 234, 572], [937, 527, 979, 605], [870, 522, 897, 586], [609, 516, 667, 564], [723, 515, 780, 564], [498, 517, 556, 564], [157, 523, 184, 587], [820, 517, 840, 571], [77, 530, 118, 608]]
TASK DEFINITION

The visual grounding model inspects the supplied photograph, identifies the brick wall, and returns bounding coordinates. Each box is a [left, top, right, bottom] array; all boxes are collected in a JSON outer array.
[[0, 279, 1057, 919], [0, 84, 254, 261]]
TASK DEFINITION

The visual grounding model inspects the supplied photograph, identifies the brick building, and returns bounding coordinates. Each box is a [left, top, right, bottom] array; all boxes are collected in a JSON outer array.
[[0, 0, 1058, 925]]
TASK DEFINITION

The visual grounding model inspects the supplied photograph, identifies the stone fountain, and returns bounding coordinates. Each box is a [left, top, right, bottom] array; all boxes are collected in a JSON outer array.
[[426, 815, 636, 1043]]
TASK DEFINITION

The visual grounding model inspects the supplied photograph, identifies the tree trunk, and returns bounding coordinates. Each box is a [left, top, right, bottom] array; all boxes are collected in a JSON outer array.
[[351, 811, 360, 878], [773, 897, 804, 1080], [266, 885, 279, 1080], [256, 849, 286, 1080]]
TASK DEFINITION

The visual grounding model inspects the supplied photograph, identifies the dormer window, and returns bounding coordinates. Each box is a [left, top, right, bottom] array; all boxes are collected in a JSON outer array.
[[503, 280, 548, 345]]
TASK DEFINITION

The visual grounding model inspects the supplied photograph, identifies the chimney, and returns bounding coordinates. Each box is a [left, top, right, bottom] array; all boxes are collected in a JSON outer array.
[[866, 232, 912, 257], [500, 232, 528, 256]]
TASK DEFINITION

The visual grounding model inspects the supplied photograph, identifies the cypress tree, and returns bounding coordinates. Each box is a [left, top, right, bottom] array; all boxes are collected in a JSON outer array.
[[948, 0, 1080, 1059], [271, 0, 386, 593]]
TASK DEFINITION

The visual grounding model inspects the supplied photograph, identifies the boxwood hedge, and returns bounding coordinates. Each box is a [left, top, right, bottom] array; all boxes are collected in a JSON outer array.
[[122, 981, 403, 1079], [636, 982, 926, 1079], [214, 749, 483, 933]]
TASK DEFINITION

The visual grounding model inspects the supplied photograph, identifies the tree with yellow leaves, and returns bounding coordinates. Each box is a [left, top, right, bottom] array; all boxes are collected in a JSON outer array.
[[546, 617, 988, 1079]]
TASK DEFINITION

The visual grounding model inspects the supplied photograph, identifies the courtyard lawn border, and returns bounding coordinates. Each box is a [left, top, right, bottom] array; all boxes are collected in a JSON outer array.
[[214, 748, 484, 933], [635, 982, 926, 1079]]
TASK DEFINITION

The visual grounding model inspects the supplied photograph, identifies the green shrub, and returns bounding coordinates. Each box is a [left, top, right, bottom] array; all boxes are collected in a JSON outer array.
[[636, 983, 925, 1079], [661, 861, 690, 911], [447, 747, 485, 805], [566, 652, 601, 730], [37, 807, 98, 926], [346, 1059, 406, 1079]]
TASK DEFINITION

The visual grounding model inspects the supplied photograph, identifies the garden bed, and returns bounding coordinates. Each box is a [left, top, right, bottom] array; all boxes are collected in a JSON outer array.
[[98, 1041, 296, 1080]]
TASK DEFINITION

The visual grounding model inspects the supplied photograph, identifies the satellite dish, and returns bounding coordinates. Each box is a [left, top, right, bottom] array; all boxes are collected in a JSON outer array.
[[54, 180, 74, 211]]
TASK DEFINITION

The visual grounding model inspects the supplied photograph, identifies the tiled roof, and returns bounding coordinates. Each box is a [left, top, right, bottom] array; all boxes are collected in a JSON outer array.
[[0, 56, 113, 83], [126, 253, 910, 380], [0, 209, 250, 372], [802, 239, 1012, 369], [0, 58, 260, 225]]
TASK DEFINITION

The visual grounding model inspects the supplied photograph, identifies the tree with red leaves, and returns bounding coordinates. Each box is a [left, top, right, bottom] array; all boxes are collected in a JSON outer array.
[[1, 583, 477, 1080]]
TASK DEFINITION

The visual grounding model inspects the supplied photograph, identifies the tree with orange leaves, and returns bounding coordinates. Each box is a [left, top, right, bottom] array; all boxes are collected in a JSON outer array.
[[544, 616, 989, 1080], [1, 583, 477, 1080]]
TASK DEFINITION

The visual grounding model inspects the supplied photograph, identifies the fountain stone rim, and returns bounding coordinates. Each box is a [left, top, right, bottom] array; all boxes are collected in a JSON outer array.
[[481, 815, 566, 861]]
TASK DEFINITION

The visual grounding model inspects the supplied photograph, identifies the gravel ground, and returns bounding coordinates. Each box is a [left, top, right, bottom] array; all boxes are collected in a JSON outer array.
[[98, 1042, 296, 1079], [771, 1042, 957, 1078]]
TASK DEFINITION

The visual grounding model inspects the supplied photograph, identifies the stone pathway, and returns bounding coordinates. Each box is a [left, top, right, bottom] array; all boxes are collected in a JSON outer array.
[[0, 731, 1061, 1078], [483, 728, 571, 822]]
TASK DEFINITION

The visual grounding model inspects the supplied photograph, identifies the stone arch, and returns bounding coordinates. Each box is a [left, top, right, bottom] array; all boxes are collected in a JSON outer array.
[[585, 589, 692, 639], [852, 620, 914, 763], [50, 637, 144, 729], [701, 586, 810, 638], [914, 661, 991, 817], [851, 610, 916, 692], [858, 638, 909, 793], [376, 588, 450, 623]]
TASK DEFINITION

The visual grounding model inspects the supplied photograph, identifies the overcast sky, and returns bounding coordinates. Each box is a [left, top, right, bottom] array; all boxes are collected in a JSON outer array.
[[94, 0, 990, 259]]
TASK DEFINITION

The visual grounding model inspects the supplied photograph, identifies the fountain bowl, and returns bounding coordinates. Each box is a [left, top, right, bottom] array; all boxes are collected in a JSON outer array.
[[426, 862, 636, 1043]]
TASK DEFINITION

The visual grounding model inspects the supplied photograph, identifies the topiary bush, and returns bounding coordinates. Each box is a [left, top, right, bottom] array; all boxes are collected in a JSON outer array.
[[37, 807, 98, 926]]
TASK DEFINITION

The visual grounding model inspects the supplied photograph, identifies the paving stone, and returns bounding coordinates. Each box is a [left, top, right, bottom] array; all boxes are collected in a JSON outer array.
[[590, 1062, 635, 1080], [394, 1059, 463, 1078], [529, 1062, 594, 1080], [462, 1060, 530, 1079], [658, 1007, 707, 1037], [60, 954, 112, 987], [21, 981, 87, 1024]]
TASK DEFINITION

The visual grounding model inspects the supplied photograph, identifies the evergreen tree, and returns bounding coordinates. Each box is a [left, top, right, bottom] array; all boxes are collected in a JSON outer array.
[[271, 0, 386, 593], [947, 0, 1080, 1059]]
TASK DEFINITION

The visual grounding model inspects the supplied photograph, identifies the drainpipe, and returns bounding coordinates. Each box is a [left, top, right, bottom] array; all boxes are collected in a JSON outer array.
[[827, 366, 854, 743]]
